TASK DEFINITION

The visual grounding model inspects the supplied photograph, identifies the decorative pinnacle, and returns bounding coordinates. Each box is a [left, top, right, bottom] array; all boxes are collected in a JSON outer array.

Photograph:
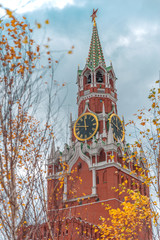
[[90, 8, 98, 26]]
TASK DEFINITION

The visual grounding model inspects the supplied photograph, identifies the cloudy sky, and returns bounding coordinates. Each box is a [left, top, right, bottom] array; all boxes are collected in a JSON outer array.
[[1, 0, 160, 144]]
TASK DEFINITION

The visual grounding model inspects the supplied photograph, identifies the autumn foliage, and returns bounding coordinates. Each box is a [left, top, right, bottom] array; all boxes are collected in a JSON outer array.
[[98, 188, 155, 240], [97, 82, 160, 239], [0, 6, 74, 240]]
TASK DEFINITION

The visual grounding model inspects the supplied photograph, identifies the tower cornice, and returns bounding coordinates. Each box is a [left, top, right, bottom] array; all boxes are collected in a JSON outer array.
[[77, 92, 117, 106]]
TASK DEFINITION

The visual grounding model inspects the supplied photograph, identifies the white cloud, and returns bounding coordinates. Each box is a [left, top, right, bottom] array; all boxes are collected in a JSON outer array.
[[0, 0, 75, 14], [104, 22, 160, 57], [132, 28, 147, 42], [117, 36, 130, 47]]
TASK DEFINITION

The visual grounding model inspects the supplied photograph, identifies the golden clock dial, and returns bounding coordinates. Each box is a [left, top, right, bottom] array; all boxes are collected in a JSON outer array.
[[74, 112, 98, 141], [109, 114, 125, 142]]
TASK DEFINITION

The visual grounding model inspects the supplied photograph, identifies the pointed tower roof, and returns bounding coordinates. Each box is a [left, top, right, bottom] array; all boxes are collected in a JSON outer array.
[[87, 9, 106, 70]]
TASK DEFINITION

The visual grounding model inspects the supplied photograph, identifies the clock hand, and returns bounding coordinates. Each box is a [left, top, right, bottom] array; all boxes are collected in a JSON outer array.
[[112, 121, 120, 131], [84, 118, 87, 130], [77, 125, 89, 128]]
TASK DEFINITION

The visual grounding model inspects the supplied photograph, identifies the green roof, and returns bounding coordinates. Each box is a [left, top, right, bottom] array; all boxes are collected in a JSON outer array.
[[87, 23, 106, 69], [106, 66, 112, 71]]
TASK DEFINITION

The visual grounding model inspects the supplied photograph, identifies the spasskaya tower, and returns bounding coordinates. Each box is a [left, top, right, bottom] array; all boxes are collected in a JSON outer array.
[[46, 9, 150, 240]]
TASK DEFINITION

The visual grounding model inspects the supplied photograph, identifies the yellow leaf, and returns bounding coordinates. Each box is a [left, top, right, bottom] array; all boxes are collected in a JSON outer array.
[[68, 50, 73, 54], [22, 36, 28, 44], [45, 19, 49, 24], [36, 23, 41, 29]]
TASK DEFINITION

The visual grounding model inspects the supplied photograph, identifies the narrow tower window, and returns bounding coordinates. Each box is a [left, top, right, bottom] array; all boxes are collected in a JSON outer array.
[[96, 174, 99, 184], [87, 74, 91, 83], [96, 71, 103, 83]]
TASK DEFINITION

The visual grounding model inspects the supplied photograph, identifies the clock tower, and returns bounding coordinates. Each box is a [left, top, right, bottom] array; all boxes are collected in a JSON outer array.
[[46, 9, 151, 240]]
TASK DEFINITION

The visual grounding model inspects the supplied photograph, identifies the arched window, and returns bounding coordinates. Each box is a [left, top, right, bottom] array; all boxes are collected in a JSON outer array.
[[81, 225, 84, 235], [144, 184, 146, 195], [139, 183, 142, 194], [96, 174, 99, 184], [126, 177, 129, 188], [131, 179, 134, 190], [96, 71, 103, 83], [99, 149, 105, 162], [103, 170, 107, 183], [87, 74, 91, 83], [121, 174, 124, 184]]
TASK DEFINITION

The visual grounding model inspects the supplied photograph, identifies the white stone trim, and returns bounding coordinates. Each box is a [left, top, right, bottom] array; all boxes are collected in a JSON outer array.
[[84, 89, 90, 95], [68, 142, 91, 172], [63, 176, 67, 201], [78, 92, 117, 106], [90, 162, 144, 182], [92, 168, 96, 195], [48, 198, 122, 212]]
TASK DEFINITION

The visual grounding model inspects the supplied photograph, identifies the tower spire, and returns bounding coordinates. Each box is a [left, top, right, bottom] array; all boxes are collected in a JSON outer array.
[[88, 9, 106, 69]]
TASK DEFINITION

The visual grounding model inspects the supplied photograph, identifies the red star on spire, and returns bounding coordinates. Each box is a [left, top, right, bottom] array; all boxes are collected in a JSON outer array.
[[90, 8, 98, 22]]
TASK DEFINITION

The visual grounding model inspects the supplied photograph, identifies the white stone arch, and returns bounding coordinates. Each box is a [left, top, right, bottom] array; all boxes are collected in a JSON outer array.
[[95, 67, 105, 83], [68, 142, 91, 173], [84, 69, 92, 84], [97, 147, 106, 162]]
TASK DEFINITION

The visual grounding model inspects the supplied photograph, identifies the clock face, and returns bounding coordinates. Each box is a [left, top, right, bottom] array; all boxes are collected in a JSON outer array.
[[109, 114, 124, 141], [74, 112, 98, 141]]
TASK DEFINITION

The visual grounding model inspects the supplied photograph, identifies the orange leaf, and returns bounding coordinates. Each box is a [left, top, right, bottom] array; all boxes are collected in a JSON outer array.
[[6, 9, 13, 17], [140, 122, 145, 126], [152, 102, 155, 108]]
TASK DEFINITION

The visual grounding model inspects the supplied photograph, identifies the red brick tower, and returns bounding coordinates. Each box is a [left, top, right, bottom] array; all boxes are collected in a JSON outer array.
[[46, 9, 151, 240]]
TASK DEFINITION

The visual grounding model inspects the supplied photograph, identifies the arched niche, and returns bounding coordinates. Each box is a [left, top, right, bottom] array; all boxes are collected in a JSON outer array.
[[96, 69, 104, 83], [108, 71, 115, 90], [98, 149, 105, 162], [117, 147, 122, 165], [121, 174, 124, 184], [84, 69, 92, 85], [96, 173, 99, 184], [103, 169, 107, 183]]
